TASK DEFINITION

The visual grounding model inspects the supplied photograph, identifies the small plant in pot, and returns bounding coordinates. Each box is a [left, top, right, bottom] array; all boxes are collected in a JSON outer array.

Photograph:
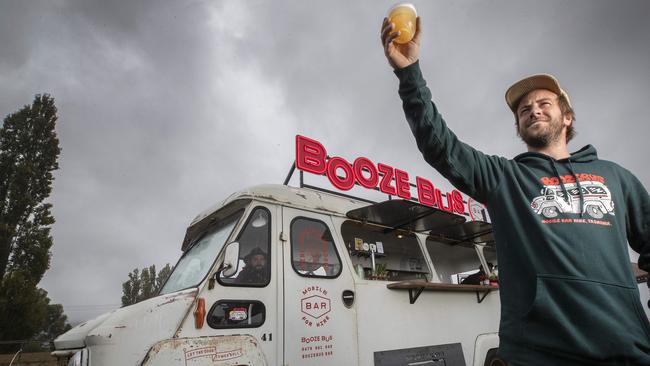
[[488, 272, 499, 287], [371, 263, 390, 280]]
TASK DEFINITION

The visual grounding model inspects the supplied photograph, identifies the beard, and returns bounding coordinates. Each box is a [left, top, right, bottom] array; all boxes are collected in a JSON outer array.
[[518, 115, 565, 148]]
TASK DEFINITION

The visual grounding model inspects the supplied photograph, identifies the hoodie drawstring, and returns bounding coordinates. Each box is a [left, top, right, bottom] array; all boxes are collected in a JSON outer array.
[[567, 159, 585, 218], [551, 159, 585, 217], [550, 160, 572, 206]]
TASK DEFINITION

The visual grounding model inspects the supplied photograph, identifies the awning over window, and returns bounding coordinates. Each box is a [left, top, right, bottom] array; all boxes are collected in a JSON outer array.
[[429, 221, 494, 245], [346, 199, 466, 232], [346, 199, 494, 245]]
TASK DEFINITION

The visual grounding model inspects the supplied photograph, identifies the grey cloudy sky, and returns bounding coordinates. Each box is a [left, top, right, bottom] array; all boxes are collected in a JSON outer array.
[[1, 0, 649, 323]]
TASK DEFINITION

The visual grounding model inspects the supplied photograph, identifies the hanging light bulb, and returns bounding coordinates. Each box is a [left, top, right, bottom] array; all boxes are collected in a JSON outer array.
[[251, 210, 268, 228]]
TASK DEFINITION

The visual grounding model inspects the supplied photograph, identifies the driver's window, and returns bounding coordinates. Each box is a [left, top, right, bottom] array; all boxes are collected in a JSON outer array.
[[290, 217, 342, 278], [219, 207, 271, 286]]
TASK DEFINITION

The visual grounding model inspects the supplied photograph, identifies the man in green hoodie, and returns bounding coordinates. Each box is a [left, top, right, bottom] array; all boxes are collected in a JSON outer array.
[[381, 17, 650, 365]]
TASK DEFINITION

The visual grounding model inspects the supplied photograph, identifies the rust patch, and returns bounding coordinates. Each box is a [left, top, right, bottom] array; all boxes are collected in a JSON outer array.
[[314, 205, 342, 214], [158, 290, 197, 307], [156, 298, 178, 307], [162, 290, 197, 301], [173, 324, 184, 338], [256, 194, 282, 202]]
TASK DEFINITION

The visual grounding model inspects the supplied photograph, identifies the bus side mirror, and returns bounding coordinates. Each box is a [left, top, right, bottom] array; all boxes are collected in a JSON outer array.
[[221, 241, 240, 278]]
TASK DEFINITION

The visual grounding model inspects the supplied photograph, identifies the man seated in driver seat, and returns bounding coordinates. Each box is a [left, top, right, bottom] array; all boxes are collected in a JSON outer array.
[[237, 247, 269, 285]]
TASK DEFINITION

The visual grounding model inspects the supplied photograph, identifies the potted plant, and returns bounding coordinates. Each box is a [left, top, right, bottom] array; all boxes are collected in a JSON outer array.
[[371, 263, 389, 280], [488, 272, 499, 287]]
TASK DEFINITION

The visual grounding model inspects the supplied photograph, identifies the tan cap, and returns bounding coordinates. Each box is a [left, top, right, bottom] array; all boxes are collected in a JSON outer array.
[[505, 74, 571, 112]]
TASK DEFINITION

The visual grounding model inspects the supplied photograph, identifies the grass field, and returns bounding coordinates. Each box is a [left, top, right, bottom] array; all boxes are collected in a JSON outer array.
[[0, 352, 59, 366]]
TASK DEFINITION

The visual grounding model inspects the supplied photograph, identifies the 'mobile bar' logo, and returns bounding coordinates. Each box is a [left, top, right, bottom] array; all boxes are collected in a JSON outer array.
[[295, 135, 466, 215]]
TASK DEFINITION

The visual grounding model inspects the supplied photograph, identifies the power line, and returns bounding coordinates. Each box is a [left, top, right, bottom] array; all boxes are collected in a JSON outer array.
[[62, 304, 120, 308]]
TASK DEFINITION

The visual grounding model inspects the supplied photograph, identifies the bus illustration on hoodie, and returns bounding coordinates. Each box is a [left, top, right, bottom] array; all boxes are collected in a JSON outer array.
[[530, 181, 615, 219]]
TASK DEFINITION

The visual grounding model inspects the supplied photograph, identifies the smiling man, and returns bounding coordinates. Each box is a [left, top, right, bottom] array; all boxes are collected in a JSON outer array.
[[508, 75, 576, 157], [381, 17, 650, 366]]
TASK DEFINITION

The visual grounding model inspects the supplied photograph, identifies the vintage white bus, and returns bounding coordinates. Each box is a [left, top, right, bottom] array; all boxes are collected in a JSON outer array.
[[53, 136, 503, 366]]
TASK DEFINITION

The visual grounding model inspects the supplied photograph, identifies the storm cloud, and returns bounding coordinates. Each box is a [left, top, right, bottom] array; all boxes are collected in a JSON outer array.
[[1, 0, 648, 323]]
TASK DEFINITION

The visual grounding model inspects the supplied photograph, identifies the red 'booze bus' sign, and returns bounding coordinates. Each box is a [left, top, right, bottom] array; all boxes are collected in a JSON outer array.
[[295, 135, 466, 215]]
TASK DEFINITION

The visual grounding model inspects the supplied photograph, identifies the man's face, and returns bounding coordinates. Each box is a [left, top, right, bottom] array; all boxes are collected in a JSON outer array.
[[250, 254, 266, 271], [516, 89, 572, 149]]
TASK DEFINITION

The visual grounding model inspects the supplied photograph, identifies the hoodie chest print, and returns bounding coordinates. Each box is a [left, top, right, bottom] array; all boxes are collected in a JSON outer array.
[[530, 173, 615, 226]]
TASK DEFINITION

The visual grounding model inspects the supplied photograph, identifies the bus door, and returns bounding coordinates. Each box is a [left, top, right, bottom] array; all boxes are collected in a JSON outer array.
[[281, 206, 358, 366]]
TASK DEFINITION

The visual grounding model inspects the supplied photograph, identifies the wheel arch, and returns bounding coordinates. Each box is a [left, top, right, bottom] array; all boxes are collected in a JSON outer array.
[[472, 333, 499, 366]]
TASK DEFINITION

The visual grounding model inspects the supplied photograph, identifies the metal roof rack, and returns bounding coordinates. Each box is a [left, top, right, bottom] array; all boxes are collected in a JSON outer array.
[[284, 160, 379, 204]]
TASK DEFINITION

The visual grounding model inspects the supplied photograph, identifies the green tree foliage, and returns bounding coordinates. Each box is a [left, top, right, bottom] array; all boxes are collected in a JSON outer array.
[[0, 276, 71, 352], [156, 263, 173, 290], [121, 268, 141, 307], [0, 94, 60, 282], [121, 263, 174, 306], [0, 94, 68, 352], [0, 271, 49, 352], [140, 266, 156, 300], [38, 303, 73, 344]]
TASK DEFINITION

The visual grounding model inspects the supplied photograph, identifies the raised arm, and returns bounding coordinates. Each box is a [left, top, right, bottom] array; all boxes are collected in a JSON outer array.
[[381, 17, 507, 203]]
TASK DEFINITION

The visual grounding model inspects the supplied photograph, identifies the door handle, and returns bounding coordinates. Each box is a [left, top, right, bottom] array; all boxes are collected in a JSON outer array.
[[342, 290, 355, 308]]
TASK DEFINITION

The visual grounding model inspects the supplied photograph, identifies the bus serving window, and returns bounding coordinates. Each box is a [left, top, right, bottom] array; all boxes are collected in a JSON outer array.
[[341, 221, 429, 281], [290, 218, 342, 278], [426, 238, 484, 284], [219, 207, 271, 287]]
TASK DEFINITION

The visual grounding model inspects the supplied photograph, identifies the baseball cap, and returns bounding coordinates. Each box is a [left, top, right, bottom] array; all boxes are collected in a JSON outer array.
[[505, 74, 572, 112]]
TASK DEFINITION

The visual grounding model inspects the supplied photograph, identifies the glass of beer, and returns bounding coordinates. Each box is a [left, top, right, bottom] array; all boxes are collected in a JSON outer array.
[[388, 3, 417, 44]]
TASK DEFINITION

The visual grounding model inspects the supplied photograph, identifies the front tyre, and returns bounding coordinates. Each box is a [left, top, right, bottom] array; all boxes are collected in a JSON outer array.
[[484, 348, 506, 366], [541, 206, 558, 218], [586, 205, 604, 219]]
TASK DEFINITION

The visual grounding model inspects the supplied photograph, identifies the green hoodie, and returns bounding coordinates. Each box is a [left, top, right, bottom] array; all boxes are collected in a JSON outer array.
[[395, 62, 650, 365]]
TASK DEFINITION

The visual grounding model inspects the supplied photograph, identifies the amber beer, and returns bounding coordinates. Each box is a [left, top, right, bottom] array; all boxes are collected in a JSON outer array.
[[388, 3, 417, 44]]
